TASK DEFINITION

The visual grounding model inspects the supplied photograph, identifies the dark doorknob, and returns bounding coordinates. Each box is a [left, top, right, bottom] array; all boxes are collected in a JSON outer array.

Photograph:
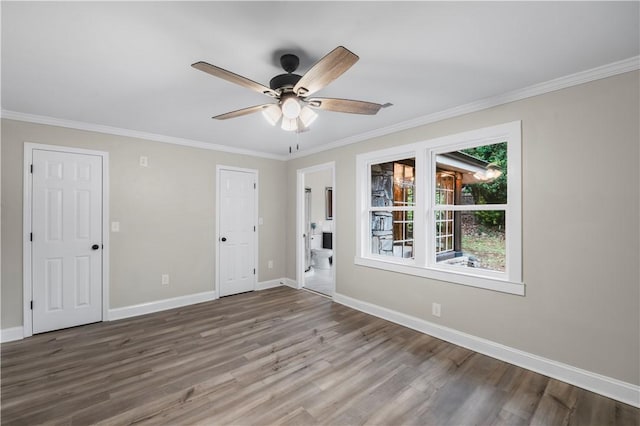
[[91, 244, 100, 250], [220, 237, 227, 242]]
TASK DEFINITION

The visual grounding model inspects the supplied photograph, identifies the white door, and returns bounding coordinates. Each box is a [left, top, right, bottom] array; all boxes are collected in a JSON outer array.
[[31, 149, 103, 333], [218, 169, 256, 297]]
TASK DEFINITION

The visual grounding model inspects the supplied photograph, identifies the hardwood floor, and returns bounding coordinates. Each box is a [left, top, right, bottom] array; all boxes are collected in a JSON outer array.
[[2, 287, 638, 425]]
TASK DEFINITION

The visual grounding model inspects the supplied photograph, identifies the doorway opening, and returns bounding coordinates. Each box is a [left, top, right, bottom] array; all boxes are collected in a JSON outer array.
[[297, 162, 335, 297]]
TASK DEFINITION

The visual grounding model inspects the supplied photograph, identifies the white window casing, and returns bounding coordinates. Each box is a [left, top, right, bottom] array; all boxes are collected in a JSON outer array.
[[355, 121, 523, 295]]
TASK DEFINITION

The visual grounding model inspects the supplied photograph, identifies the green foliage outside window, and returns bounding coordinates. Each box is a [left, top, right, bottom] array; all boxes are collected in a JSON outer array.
[[462, 142, 508, 229]]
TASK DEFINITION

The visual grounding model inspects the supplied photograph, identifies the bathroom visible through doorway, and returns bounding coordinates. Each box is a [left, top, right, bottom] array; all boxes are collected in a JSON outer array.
[[297, 163, 335, 297]]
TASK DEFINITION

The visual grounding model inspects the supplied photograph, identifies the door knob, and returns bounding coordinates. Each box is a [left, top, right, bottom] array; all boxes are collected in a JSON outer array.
[[91, 244, 100, 250], [221, 237, 227, 242]]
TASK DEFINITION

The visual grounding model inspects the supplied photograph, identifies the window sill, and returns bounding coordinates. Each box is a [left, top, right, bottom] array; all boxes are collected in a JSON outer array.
[[353, 256, 525, 296]]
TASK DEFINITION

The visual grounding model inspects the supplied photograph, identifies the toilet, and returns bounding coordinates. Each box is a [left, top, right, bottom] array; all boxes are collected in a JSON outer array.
[[310, 234, 333, 269]]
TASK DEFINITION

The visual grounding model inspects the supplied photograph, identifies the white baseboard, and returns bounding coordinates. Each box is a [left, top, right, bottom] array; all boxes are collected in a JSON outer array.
[[256, 278, 298, 291], [1, 326, 24, 343], [108, 291, 217, 321], [256, 279, 284, 290], [333, 292, 640, 408], [282, 278, 298, 289]]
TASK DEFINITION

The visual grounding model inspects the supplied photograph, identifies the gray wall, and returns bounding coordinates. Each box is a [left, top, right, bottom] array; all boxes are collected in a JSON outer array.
[[286, 71, 640, 386], [1, 119, 287, 327]]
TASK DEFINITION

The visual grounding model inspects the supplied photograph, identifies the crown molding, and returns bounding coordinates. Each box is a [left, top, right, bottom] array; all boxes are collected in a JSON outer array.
[[0, 110, 288, 161], [3, 56, 638, 162], [288, 55, 640, 160]]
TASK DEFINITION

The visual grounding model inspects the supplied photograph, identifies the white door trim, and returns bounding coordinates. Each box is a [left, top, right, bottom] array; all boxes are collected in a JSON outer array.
[[23, 142, 110, 338], [296, 162, 336, 294], [215, 165, 259, 298]]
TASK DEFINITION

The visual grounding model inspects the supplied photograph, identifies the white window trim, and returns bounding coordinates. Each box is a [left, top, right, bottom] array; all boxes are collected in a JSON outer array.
[[355, 121, 524, 296], [359, 146, 422, 266]]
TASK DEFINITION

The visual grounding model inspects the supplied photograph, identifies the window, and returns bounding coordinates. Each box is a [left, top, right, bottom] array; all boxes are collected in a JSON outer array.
[[369, 157, 415, 259], [356, 122, 522, 295], [432, 142, 508, 275], [435, 172, 455, 255]]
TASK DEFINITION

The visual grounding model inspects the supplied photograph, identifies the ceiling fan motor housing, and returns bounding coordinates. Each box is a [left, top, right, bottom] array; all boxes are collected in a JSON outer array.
[[269, 73, 302, 91], [270, 53, 302, 91]]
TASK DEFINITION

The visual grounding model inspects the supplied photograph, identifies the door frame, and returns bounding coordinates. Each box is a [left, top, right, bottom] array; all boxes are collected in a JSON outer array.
[[215, 165, 259, 298], [296, 162, 335, 294], [23, 143, 110, 338]]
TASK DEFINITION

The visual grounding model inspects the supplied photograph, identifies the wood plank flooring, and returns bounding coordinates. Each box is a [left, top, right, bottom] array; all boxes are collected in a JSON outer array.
[[2, 287, 638, 425]]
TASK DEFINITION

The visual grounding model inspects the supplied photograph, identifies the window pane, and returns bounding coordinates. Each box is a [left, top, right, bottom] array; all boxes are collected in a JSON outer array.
[[435, 141, 507, 205], [435, 172, 455, 205], [435, 208, 454, 254], [371, 211, 414, 259], [436, 210, 505, 272], [371, 158, 415, 207]]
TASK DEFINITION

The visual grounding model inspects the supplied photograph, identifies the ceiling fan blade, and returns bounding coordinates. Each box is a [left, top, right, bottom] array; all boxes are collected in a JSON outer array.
[[212, 104, 272, 120], [306, 98, 383, 115], [293, 46, 359, 97], [192, 61, 278, 98]]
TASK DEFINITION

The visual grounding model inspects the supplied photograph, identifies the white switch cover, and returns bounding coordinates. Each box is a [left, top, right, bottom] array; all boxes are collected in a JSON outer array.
[[111, 221, 120, 232], [139, 156, 148, 167], [162, 274, 170, 285], [432, 303, 441, 317], [258, 217, 264, 225], [268, 260, 273, 269]]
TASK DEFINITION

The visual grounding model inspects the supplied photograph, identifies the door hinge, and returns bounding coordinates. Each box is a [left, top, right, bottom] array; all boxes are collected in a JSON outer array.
[[254, 226, 256, 232], [30, 164, 33, 174], [253, 268, 256, 275], [30, 232, 33, 242], [30, 301, 33, 310], [253, 182, 256, 189]]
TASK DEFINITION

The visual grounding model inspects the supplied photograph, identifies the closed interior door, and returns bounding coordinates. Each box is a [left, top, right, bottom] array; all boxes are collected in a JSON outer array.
[[32, 149, 103, 333], [218, 169, 256, 297]]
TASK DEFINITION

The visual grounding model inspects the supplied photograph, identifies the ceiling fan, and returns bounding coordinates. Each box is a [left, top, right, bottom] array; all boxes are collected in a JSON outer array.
[[192, 46, 388, 132]]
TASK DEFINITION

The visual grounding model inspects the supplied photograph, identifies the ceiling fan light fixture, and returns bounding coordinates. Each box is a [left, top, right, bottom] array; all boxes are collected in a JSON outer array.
[[298, 106, 318, 128], [262, 104, 282, 126], [192, 46, 387, 137], [281, 96, 301, 119]]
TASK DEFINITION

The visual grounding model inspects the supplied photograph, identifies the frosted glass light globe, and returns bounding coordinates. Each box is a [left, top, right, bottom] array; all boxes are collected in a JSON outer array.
[[281, 97, 301, 119]]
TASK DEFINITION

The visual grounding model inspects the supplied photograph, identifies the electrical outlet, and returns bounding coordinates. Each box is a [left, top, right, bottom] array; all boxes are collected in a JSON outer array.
[[161, 274, 170, 285], [268, 260, 273, 269], [139, 156, 148, 167], [432, 302, 441, 317]]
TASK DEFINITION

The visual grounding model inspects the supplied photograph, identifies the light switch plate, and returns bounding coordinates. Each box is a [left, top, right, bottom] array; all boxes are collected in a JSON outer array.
[[139, 156, 148, 167], [111, 221, 120, 232], [432, 302, 441, 317]]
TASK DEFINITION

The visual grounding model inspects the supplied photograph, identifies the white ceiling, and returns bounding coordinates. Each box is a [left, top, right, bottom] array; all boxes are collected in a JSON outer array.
[[2, 2, 639, 158]]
